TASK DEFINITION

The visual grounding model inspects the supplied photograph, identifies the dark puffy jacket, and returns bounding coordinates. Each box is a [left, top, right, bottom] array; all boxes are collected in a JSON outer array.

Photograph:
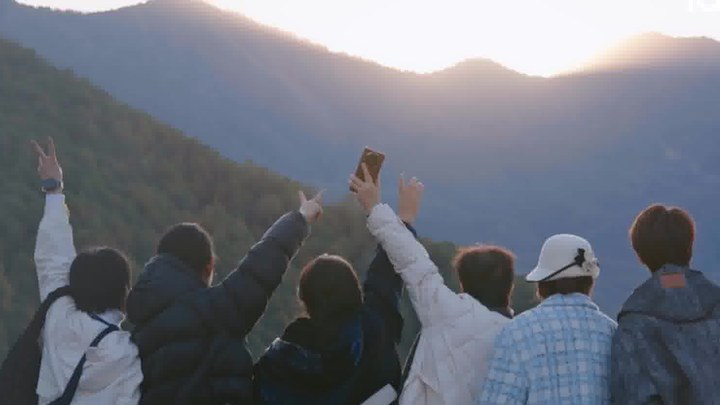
[[611, 264, 720, 405], [253, 226, 413, 405], [127, 211, 309, 405]]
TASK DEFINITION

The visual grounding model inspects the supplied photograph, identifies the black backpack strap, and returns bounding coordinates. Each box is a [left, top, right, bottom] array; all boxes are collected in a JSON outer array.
[[48, 319, 119, 405], [400, 332, 421, 387], [0, 286, 72, 404]]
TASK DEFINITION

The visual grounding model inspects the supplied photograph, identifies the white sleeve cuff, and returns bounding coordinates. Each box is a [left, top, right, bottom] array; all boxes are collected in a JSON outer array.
[[367, 203, 400, 232], [44, 194, 68, 217]]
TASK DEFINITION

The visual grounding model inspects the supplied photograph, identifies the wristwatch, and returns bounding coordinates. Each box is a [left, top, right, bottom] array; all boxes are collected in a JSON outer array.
[[41, 178, 63, 193]]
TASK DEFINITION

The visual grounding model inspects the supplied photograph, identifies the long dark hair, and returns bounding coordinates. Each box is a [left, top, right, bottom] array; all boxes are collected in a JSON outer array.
[[298, 255, 362, 324], [69, 247, 131, 313]]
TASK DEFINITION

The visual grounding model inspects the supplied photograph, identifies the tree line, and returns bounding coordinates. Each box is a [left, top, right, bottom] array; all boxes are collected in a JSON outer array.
[[0, 38, 538, 360]]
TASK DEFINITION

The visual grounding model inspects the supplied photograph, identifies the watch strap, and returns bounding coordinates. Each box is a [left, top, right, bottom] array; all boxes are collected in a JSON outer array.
[[41, 178, 63, 193]]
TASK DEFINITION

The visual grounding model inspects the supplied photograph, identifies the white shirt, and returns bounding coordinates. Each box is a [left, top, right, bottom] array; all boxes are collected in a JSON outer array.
[[34, 194, 142, 405], [368, 204, 510, 405]]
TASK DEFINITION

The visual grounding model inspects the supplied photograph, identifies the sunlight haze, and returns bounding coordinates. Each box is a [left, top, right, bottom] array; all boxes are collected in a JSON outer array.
[[16, 0, 720, 76]]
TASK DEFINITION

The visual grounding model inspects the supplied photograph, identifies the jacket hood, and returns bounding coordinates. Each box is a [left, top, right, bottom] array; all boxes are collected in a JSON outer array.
[[260, 316, 364, 390], [126, 254, 207, 325], [619, 265, 720, 323]]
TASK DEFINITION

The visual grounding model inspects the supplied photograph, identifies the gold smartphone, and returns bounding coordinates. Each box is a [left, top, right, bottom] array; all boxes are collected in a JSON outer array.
[[351, 147, 385, 190]]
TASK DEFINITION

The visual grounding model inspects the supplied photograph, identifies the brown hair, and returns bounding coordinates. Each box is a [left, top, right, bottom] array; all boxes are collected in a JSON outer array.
[[299, 255, 362, 323], [537, 276, 594, 300], [630, 204, 695, 272], [453, 245, 515, 309]]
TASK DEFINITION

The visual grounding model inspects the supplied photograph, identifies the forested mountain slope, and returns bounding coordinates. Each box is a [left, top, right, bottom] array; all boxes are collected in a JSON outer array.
[[2, 0, 719, 315], [0, 39, 537, 360]]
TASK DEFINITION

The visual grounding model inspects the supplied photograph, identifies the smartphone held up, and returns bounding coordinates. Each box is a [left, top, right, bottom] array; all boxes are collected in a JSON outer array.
[[350, 147, 385, 191]]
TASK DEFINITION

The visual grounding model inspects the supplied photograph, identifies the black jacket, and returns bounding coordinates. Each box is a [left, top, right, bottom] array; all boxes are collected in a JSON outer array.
[[127, 211, 309, 405], [253, 225, 413, 405]]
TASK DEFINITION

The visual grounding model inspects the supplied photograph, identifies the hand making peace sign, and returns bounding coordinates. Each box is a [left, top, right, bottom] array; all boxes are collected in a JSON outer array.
[[31, 137, 64, 193]]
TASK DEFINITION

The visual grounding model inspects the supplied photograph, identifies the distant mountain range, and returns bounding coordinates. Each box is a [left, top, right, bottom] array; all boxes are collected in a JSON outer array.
[[5, 37, 532, 359], [1, 0, 719, 314]]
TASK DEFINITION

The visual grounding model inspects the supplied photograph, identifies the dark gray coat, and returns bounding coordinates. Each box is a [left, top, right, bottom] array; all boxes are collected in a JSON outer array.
[[611, 264, 720, 405]]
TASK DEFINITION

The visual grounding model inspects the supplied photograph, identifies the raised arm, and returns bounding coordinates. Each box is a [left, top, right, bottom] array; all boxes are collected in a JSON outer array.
[[362, 220, 417, 343], [351, 165, 468, 328], [32, 138, 76, 300], [202, 191, 323, 337]]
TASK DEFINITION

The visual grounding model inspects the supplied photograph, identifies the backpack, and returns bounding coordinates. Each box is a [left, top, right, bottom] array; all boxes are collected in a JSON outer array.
[[0, 286, 118, 405], [0, 286, 71, 404]]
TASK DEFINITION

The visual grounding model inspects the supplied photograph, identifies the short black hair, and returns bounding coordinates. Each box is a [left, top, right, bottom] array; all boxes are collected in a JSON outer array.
[[537, 276, 594, 299], [630, 204, 695, 272], [299, 255, 362, 323], [69, 247, 131, 313], [453, 245, 515, 309], [157, 223, 214, 276]]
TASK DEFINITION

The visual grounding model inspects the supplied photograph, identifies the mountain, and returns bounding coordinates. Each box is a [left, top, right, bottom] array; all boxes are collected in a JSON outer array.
[[1, 0, 719, 315], [581, 33, 720, 73], [0, 39, 543, 360]]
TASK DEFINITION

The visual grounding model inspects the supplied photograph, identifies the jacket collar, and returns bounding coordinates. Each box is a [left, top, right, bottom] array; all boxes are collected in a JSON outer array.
[[539, 293, 599, 310], [655, 263, 690, 274], [618, 265, 720, 323]]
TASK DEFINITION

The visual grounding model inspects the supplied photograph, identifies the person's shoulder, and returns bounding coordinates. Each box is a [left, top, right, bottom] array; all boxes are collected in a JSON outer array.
[[493, 309, 540, 342], [512, 305, 544, 324], [101, 329, 140, 357], [44, 296, 88, 337], [594, 309, 618, 330]]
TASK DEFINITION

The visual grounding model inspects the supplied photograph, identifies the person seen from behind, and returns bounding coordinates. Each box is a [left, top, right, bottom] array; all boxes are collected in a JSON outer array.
[[479, 234, 616, 404], [254, 164, 422, 404], [126, 187, 323, 404], [0, 138, 142, 404], [611, 205, 720, 404], [351, 164, 515, 404]]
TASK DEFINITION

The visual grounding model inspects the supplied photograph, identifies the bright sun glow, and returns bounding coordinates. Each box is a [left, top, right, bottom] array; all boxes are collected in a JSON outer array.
[[16, 0, 720, 76]]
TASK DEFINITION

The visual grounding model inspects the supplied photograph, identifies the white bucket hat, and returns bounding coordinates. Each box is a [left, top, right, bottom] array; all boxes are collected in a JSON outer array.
[[526, 234, 600, 282]]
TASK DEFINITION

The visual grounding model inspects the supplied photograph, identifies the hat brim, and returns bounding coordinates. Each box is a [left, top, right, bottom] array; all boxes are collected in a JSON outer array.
[[526, 264, 601, 282], [525, 266, 548, 282]]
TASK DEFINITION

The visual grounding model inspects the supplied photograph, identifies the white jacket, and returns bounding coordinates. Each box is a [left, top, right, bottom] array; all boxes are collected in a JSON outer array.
[[367, 204, 510, 405], [34, 194, 142, 405]]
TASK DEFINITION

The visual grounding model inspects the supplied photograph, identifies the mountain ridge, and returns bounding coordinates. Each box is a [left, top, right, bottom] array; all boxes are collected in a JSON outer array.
[[1, 37, 542, 361], [8, 0, 720, 77], [1, 1, 719, 316], [580, 32, 720, 73]]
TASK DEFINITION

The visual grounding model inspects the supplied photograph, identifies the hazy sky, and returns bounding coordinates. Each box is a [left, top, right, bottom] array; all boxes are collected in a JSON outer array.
[[16, 0, 720, 76]]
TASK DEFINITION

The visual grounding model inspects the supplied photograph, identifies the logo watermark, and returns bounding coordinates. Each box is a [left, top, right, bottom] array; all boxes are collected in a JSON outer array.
[[689, 0, 720, 12]]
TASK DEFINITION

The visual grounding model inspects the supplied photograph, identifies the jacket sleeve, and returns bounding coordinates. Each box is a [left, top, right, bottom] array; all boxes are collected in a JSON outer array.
[[367, 203, 468, 328], [34, 194, 77, 301], [362, 222, 417, 344], [201, 211, 309, 337], [477, 329, 528, 405], [611, 324, 663, 405]]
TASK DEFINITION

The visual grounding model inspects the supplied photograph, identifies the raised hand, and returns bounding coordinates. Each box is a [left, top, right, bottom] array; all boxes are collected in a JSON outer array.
[[398, 175, 424, 224], [299, 190, 324, 224], [31, 137, 63, 193], [349, 163, 380, 214]]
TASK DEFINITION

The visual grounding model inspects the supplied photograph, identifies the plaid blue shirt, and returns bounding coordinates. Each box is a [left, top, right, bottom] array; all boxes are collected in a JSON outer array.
[[478, 293, 617, 405]]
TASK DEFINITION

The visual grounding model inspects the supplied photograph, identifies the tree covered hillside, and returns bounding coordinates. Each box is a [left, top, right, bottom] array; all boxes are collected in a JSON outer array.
[[0, 39, 537, 360]]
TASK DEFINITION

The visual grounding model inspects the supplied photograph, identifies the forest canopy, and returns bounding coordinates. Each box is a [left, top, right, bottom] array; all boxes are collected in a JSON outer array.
[[0, 38, 537, 360]]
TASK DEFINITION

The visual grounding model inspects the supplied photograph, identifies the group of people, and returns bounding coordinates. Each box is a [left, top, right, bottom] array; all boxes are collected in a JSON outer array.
[[1, 137, 719, 405]]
